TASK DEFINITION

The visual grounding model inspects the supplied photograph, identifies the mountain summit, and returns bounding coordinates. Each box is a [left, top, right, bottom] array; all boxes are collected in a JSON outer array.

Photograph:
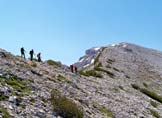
[[0, 43, 162, 118]]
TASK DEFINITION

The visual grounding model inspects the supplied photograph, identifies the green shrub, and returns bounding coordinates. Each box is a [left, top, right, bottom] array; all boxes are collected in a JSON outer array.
[[31, 62, 37, 67], [1, 76, 29, 93], [113, 67, 120, 72], [94, 67, 114, 78], [47, 60, 61, 67], [107, 59, 115, 64], [57, 75, 71, 83], [132, 83, 162, 104], [30, 98, 35, 103], [0, 94, 8, 101], [143, 82, 148, 87], [5, 76, 31, 94], [0, 105, 10, 118], [51, 89, 83, 118], [140, 88, 162, 104], [79, 70, 103, 78], [79, 70, 87, 76], [101, 107, 114, 118], [150, 101, 158, 108], [131, 84, 140, 90], [0, 76, 5, 83], [150, 109, 161, 118], [57, 74, 66, 81], [93, 102, 114, 118], [96, 63, 102, 68]]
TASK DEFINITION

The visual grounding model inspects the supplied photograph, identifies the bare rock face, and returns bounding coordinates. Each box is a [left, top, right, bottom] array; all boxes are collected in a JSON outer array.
[[0, 42, 162, 118], [74, 47, 103, 68], [94, 42, 162, 118]]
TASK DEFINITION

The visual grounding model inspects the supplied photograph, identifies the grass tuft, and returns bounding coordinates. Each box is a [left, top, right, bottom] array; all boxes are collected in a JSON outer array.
[[150, 101, 158, 108], [143, 82, 148, 87], [131, 84, 140, 90], [47, 60, 61, 67], [140, 88, 162, 104], [51, 89, 83, 118], [93, 102, 114, 118], [94, 67, 114, 78], [0, 76, 31, 94], [0, 105, 10, 118], [132, 83, 162, 104], [150, 109, 161, 118], [79, 70, 103, 78]]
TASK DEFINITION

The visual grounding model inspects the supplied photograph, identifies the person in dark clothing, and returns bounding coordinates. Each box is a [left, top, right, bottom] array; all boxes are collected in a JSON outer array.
[[29, 49, 34, 61], [37, 53, 41, 62], [20, 47, 25, 59], [74, 66, 78, 74], [70, 65, 74, 73]]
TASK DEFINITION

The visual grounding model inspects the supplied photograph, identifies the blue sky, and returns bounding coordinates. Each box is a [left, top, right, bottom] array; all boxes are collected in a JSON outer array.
[[0, 0, 162, 65]]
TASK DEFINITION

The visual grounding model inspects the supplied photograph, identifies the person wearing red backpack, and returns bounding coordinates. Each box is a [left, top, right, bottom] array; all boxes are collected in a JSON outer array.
[[74, 66, 78, 74], [70, 65, 74, 73]]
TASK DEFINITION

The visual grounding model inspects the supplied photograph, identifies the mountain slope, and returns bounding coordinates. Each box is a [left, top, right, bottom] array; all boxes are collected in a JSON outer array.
[[0, 43, 162, 118], [76, 42, 162, 118], [0, 48, 114, 118]]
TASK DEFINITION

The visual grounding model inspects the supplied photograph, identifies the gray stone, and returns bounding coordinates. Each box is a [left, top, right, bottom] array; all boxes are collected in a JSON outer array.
[[0, 43, 162, 118]]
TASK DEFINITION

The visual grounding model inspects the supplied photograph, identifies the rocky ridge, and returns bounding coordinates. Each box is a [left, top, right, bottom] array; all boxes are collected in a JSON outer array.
[[0, 43, 162, 118], [74, 47, 103, 69]]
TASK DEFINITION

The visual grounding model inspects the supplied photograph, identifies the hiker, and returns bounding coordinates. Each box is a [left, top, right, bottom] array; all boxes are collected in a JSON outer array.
[[20, 47, 25, 59], [37, 53, 41, 62], [74, 66, 78, 73], [29, 49, 34, 61], [70, 65, 74, 73]]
